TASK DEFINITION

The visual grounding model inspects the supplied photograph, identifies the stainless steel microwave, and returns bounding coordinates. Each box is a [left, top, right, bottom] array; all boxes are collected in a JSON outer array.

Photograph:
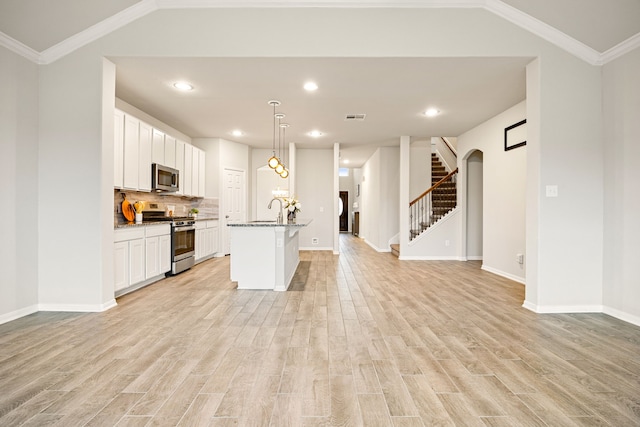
[[151, 163, 179, 192]]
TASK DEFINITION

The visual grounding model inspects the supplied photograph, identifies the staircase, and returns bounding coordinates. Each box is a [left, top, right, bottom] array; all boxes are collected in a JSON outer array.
[[409, 153, 458, 241], [430, 153, 457, 223]]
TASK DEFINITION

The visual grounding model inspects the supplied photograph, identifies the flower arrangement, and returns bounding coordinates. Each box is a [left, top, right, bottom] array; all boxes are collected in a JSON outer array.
[[284, 197, 301, 214]]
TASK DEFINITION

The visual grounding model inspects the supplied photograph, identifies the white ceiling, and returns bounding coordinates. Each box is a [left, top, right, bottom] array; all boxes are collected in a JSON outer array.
[[2, 1, 639, 166]]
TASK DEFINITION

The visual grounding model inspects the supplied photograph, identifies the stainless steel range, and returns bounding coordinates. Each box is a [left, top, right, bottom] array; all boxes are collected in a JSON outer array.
[[143, 211, 195, 275]]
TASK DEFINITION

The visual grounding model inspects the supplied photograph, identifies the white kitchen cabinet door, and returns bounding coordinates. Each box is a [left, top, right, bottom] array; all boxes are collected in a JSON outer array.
[[152, 129, 165, 165], [205, 227, 215, 257], [198, 149, 206, 197], [164, 135, 176, 168], [129, 238, 145, 285], [175, 140, 185, 195], [114, 110, 125, 188], [145, 236, 160, 279], [113, 241, 129, 291], [211, 223, 219, 255], [191, 148, 199, 197], [160, 234, 171, 273], [183, 143, 193, 196], [123, 115, 140, 190], [195, 227, 206, 260], [138, 121, 152, 192]]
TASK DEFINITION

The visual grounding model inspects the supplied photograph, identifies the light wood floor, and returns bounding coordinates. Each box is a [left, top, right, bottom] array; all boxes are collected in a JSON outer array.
[[1, 234, 639, 426]]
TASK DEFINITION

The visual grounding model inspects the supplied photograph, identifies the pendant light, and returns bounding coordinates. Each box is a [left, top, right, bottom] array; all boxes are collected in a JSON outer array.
[[267, 100, 281, 169], [278, 122, 290, 178]]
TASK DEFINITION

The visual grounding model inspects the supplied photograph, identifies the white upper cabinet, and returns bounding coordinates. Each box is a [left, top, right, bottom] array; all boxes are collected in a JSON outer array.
[[152, 129, 165, 165], [183, 143, 193, 196], [138, 122, 152, 191], [114, 110, 124, 188], [113, 109, 205, 197], [192, 147, 199, 197], [198, 148, 206, 197], [122, 114, 140, 190], [175, 140, 185, 195], [164, 135, 176, 168]]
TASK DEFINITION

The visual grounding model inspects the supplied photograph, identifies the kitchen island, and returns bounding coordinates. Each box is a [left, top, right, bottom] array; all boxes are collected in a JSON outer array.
[[228, 219, 311, 291]]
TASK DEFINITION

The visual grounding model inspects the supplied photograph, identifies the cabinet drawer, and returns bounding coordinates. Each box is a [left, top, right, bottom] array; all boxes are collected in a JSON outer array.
[[114, 227, 145, 242], [145, 224, 171, 237]]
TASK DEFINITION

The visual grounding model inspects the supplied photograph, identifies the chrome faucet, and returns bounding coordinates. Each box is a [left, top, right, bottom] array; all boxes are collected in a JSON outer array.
[[268, 198, 283, 224]]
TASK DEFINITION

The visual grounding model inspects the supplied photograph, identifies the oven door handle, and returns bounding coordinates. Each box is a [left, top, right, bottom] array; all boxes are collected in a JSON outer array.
[[174, 225, 196, 232]]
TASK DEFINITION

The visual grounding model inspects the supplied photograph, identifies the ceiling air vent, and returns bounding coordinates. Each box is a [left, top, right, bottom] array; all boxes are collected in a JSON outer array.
[[345, 114, 366, 121]]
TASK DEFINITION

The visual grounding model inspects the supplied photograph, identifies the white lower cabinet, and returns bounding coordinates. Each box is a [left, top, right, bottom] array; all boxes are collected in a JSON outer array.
[[195, 220, 219, 262], [160, 234, 171, 273], [114, 224, 171, 295]]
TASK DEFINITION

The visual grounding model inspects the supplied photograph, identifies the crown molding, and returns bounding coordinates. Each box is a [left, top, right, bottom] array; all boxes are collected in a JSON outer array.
[[484, 0, 601, 65], [599, 32, 640, 65], [0, 31, 41, 63], [1, 0, 638, 65], [38, 0, 158, 64]]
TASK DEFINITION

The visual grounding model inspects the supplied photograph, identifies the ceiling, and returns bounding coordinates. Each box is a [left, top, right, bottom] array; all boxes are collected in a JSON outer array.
[[2, 1, 639, 166]]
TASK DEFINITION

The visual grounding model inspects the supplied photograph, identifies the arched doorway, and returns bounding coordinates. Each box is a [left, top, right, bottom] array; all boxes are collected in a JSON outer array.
[[465, 149, 484, 261]]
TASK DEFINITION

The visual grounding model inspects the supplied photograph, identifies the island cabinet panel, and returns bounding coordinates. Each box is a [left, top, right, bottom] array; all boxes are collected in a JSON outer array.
[[228, 220, 310, 291]]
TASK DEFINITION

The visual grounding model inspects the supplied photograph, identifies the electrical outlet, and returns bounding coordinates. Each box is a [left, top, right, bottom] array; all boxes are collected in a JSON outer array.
[[312, 238, 319, 245], [516, 253, 524, 264], [445, 239, 450, 247]]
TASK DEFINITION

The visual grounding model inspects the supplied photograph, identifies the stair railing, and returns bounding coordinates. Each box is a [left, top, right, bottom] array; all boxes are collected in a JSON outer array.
[[409, 168, 458, 241]]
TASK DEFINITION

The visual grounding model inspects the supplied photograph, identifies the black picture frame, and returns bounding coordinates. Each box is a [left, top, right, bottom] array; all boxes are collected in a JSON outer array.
[[504, 119, 527, 151]]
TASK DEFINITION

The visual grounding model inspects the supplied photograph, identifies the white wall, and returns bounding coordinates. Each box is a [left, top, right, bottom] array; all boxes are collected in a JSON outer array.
[[602, 47, 640, 325], [466, 150, 483, 260], [297, 149, 334, 250], [0, 6, 617, 322], [410, 141, 431, 201], [0, 46, 40, 322], [339, 170, 355, 233], [458, 102, 527, 283], [250, 148, 290, 221], [361, 147, 400, 251]]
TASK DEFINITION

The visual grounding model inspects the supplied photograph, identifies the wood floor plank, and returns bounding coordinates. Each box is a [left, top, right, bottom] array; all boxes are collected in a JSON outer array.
[[0, 234, 639, 426]]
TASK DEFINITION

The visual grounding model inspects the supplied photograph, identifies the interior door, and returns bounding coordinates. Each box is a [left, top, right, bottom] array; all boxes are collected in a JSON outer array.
[[222, 168, 246, 255], [339, 191, 349, 232]]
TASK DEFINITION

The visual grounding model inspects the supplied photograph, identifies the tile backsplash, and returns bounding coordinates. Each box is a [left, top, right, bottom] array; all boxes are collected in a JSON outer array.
[[114, 190, 219, 224]]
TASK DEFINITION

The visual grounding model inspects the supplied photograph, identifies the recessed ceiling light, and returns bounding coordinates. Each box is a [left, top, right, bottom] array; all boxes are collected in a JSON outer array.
[[308, 130, 323, 137], [231, 130, 244, 137], [304, 82, 318, 91], [173, 81, 193, 91], [423, 108, 440, 117], [343, 159, 350, 164]]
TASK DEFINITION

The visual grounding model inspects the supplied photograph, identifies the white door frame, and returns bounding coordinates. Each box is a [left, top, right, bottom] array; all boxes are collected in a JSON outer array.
[[221, 167, 247, 255]]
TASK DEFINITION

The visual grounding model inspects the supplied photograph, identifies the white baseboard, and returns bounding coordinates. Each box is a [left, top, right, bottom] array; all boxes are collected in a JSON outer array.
[[299, 246, 333, 251], [522, 301, 604, 313], [467, 255, 483, 261], [603, 306, 640, 327], [481, 265, 525, 284], [38, 299, 117, 313], [0, 304, 39, 325], [398, 255, 459, 260], [364, 239, 390, 253]]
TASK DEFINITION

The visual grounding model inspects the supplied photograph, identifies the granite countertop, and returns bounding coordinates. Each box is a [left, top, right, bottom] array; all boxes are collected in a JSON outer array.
[[115, 216, 219, 229], [228, 219, 312, 227]]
